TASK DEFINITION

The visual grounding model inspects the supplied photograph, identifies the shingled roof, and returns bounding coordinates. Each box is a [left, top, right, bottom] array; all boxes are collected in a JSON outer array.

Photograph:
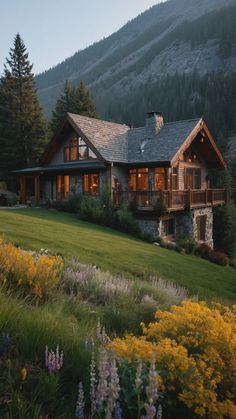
[[128, 118, 201, 163], [68, 113, 129, 162], [68, 113, 202, 164]]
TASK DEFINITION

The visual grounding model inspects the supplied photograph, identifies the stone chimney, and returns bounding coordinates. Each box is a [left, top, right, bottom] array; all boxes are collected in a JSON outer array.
[[145, 111, 164, 138]]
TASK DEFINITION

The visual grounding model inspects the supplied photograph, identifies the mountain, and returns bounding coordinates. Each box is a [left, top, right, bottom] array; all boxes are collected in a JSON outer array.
[[36, 0, 236, 150]]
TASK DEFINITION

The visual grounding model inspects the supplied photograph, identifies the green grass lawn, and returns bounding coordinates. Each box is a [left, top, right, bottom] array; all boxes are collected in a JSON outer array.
[[0, 208, 235, 302]]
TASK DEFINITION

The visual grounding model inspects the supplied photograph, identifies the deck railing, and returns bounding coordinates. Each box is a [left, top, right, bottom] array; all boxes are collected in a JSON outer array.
[[116, 189, 227, 211]]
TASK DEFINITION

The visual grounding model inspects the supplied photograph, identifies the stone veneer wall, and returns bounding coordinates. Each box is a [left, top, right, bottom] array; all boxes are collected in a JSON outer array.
[[137, 219, 160, 238], [137, 207, 213, 247], [175, 207, 213, 247]]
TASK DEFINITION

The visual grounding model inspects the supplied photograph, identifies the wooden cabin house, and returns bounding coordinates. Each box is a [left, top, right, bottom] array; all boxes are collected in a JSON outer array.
[[16, 112, 227, 246]]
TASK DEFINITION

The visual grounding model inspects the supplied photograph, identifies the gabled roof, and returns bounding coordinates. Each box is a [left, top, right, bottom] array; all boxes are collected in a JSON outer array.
[[128, 118, 201, 163], [40, 112, 226, 169], [68, 113, 129, 162]]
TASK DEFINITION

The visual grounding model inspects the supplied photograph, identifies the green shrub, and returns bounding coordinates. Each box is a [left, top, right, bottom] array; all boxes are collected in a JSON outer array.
[[67, 191, 82, 213], [153, 198, 166, 219], [177, 237, 198, 254], [6, 195, 17, 206], [197, 244, 229, 267], [213, 202, 236, 258], [209, 250, 230, 267], [116, 207, 140, 236]]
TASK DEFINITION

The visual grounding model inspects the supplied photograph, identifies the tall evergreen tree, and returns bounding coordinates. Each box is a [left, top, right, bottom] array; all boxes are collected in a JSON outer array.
[[50, 80, 97, 134], [0, 34, 47, 180]]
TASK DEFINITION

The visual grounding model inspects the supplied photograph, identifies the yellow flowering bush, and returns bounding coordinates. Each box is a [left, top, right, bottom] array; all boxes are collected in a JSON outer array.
[[0, 239, 63, 298], [109, 301, 236, 418]]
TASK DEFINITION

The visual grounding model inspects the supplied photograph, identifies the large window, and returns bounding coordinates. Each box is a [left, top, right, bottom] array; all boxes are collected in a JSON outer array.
[[57, 175, 70, 199], [155, 168, 166, 190], [129, 168, 148, 191], [185, 168, 201, 189], [64, 136, 97, 162], [83, 174, 99, 195]]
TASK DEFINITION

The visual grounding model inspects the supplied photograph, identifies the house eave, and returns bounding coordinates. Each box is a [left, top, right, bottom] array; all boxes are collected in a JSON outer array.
[[13, 161, 107, 175]]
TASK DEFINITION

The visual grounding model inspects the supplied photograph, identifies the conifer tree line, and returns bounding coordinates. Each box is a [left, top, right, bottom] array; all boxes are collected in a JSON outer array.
[[0, 34, 97, 187], [50, 79, 97, 134]]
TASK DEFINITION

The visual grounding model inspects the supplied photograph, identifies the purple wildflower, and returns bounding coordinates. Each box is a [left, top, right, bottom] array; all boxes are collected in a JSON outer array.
[[75, 382, 85, 418], [96, 348, 110, 409], [90, 350, 97, 417], [114, 401, 122, 419], [45, 344, 64, 374], [106, 356, 120, 419], [0, 333, 11, 356]]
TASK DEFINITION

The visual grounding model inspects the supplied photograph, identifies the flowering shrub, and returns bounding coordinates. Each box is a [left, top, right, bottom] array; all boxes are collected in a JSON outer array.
[[45, 344, 64, 374], [0, 239, 63, 298], [197, 243, 230, 266], [109, 301, 236, 418]]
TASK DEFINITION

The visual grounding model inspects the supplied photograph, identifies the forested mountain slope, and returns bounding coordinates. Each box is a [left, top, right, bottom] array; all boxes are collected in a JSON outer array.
[[36, 0, 236, 150]]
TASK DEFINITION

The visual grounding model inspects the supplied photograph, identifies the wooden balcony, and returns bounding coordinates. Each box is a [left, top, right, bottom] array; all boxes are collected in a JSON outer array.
[[116, 189, 227, 212]]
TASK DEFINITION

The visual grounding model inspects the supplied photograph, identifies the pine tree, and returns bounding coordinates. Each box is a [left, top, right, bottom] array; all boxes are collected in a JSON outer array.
[[0, 34, 47, 180], [50, 80, 77, 133], [50, 80, 97, 134], [76, 80, 97, 118]]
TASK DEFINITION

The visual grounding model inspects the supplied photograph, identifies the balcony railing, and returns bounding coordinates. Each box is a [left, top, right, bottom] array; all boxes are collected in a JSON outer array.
[[115, 189, 227, 211]]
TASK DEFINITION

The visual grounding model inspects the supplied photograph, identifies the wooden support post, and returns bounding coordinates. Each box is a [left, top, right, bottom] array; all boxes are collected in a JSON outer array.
[[205, 189, 208, 205], [187, 187, 191, 210], [34, 175, 40, 206], [20, 176, 27, 204]]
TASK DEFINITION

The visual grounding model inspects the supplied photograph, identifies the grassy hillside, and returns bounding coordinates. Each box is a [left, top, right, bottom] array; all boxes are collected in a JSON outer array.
[[0, 208, 235, 302]]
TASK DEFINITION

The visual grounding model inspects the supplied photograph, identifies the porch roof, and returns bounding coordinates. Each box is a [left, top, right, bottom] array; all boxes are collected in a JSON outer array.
[[14, 161, 106, 175]]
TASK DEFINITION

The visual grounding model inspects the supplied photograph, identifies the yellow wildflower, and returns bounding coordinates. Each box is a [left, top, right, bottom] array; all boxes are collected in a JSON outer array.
[[21, 367, 27, 381]]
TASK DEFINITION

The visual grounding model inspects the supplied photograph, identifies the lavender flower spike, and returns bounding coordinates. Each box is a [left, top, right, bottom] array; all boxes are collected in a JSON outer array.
[[75, 382, 85, 418]]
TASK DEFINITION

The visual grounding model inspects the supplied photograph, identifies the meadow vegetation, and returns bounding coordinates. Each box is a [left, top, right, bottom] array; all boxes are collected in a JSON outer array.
[[0, 211, 236, 418]]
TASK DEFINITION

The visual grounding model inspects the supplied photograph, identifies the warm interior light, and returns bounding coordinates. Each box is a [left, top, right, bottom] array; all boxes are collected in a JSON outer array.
[[138, 173, 142, 178]]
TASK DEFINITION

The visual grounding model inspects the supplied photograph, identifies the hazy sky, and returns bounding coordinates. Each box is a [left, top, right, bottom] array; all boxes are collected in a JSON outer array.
[[1, 0, 165, 76]]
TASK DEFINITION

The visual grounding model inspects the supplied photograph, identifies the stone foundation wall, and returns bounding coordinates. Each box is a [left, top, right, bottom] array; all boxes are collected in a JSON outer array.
[[137, 219, 160, 238], [191, 207, 213, 247], [137, 207, 213, 247], [175, 207, 213, 247]]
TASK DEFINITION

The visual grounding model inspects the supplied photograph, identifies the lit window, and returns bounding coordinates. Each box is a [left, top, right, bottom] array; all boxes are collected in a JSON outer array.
[[56, 175, 70, 199], [128, 168, 148, 191], [83, 174, 99, 195], [64, 136, 97, 162]]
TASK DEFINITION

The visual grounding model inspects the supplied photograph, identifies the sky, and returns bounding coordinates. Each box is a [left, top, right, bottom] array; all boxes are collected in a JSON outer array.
[[1, 0, 164, 76]]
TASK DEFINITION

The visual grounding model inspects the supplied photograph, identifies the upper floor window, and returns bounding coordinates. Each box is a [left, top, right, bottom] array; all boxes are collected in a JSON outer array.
[[129, 168, 148, 191], [64, 136, 97, 162], [185, 168, 201, 189]]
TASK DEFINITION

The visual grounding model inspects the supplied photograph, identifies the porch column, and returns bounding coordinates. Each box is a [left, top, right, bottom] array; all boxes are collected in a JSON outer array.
[[20, 176, 27, 204], [34, 175, 40, 206]]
